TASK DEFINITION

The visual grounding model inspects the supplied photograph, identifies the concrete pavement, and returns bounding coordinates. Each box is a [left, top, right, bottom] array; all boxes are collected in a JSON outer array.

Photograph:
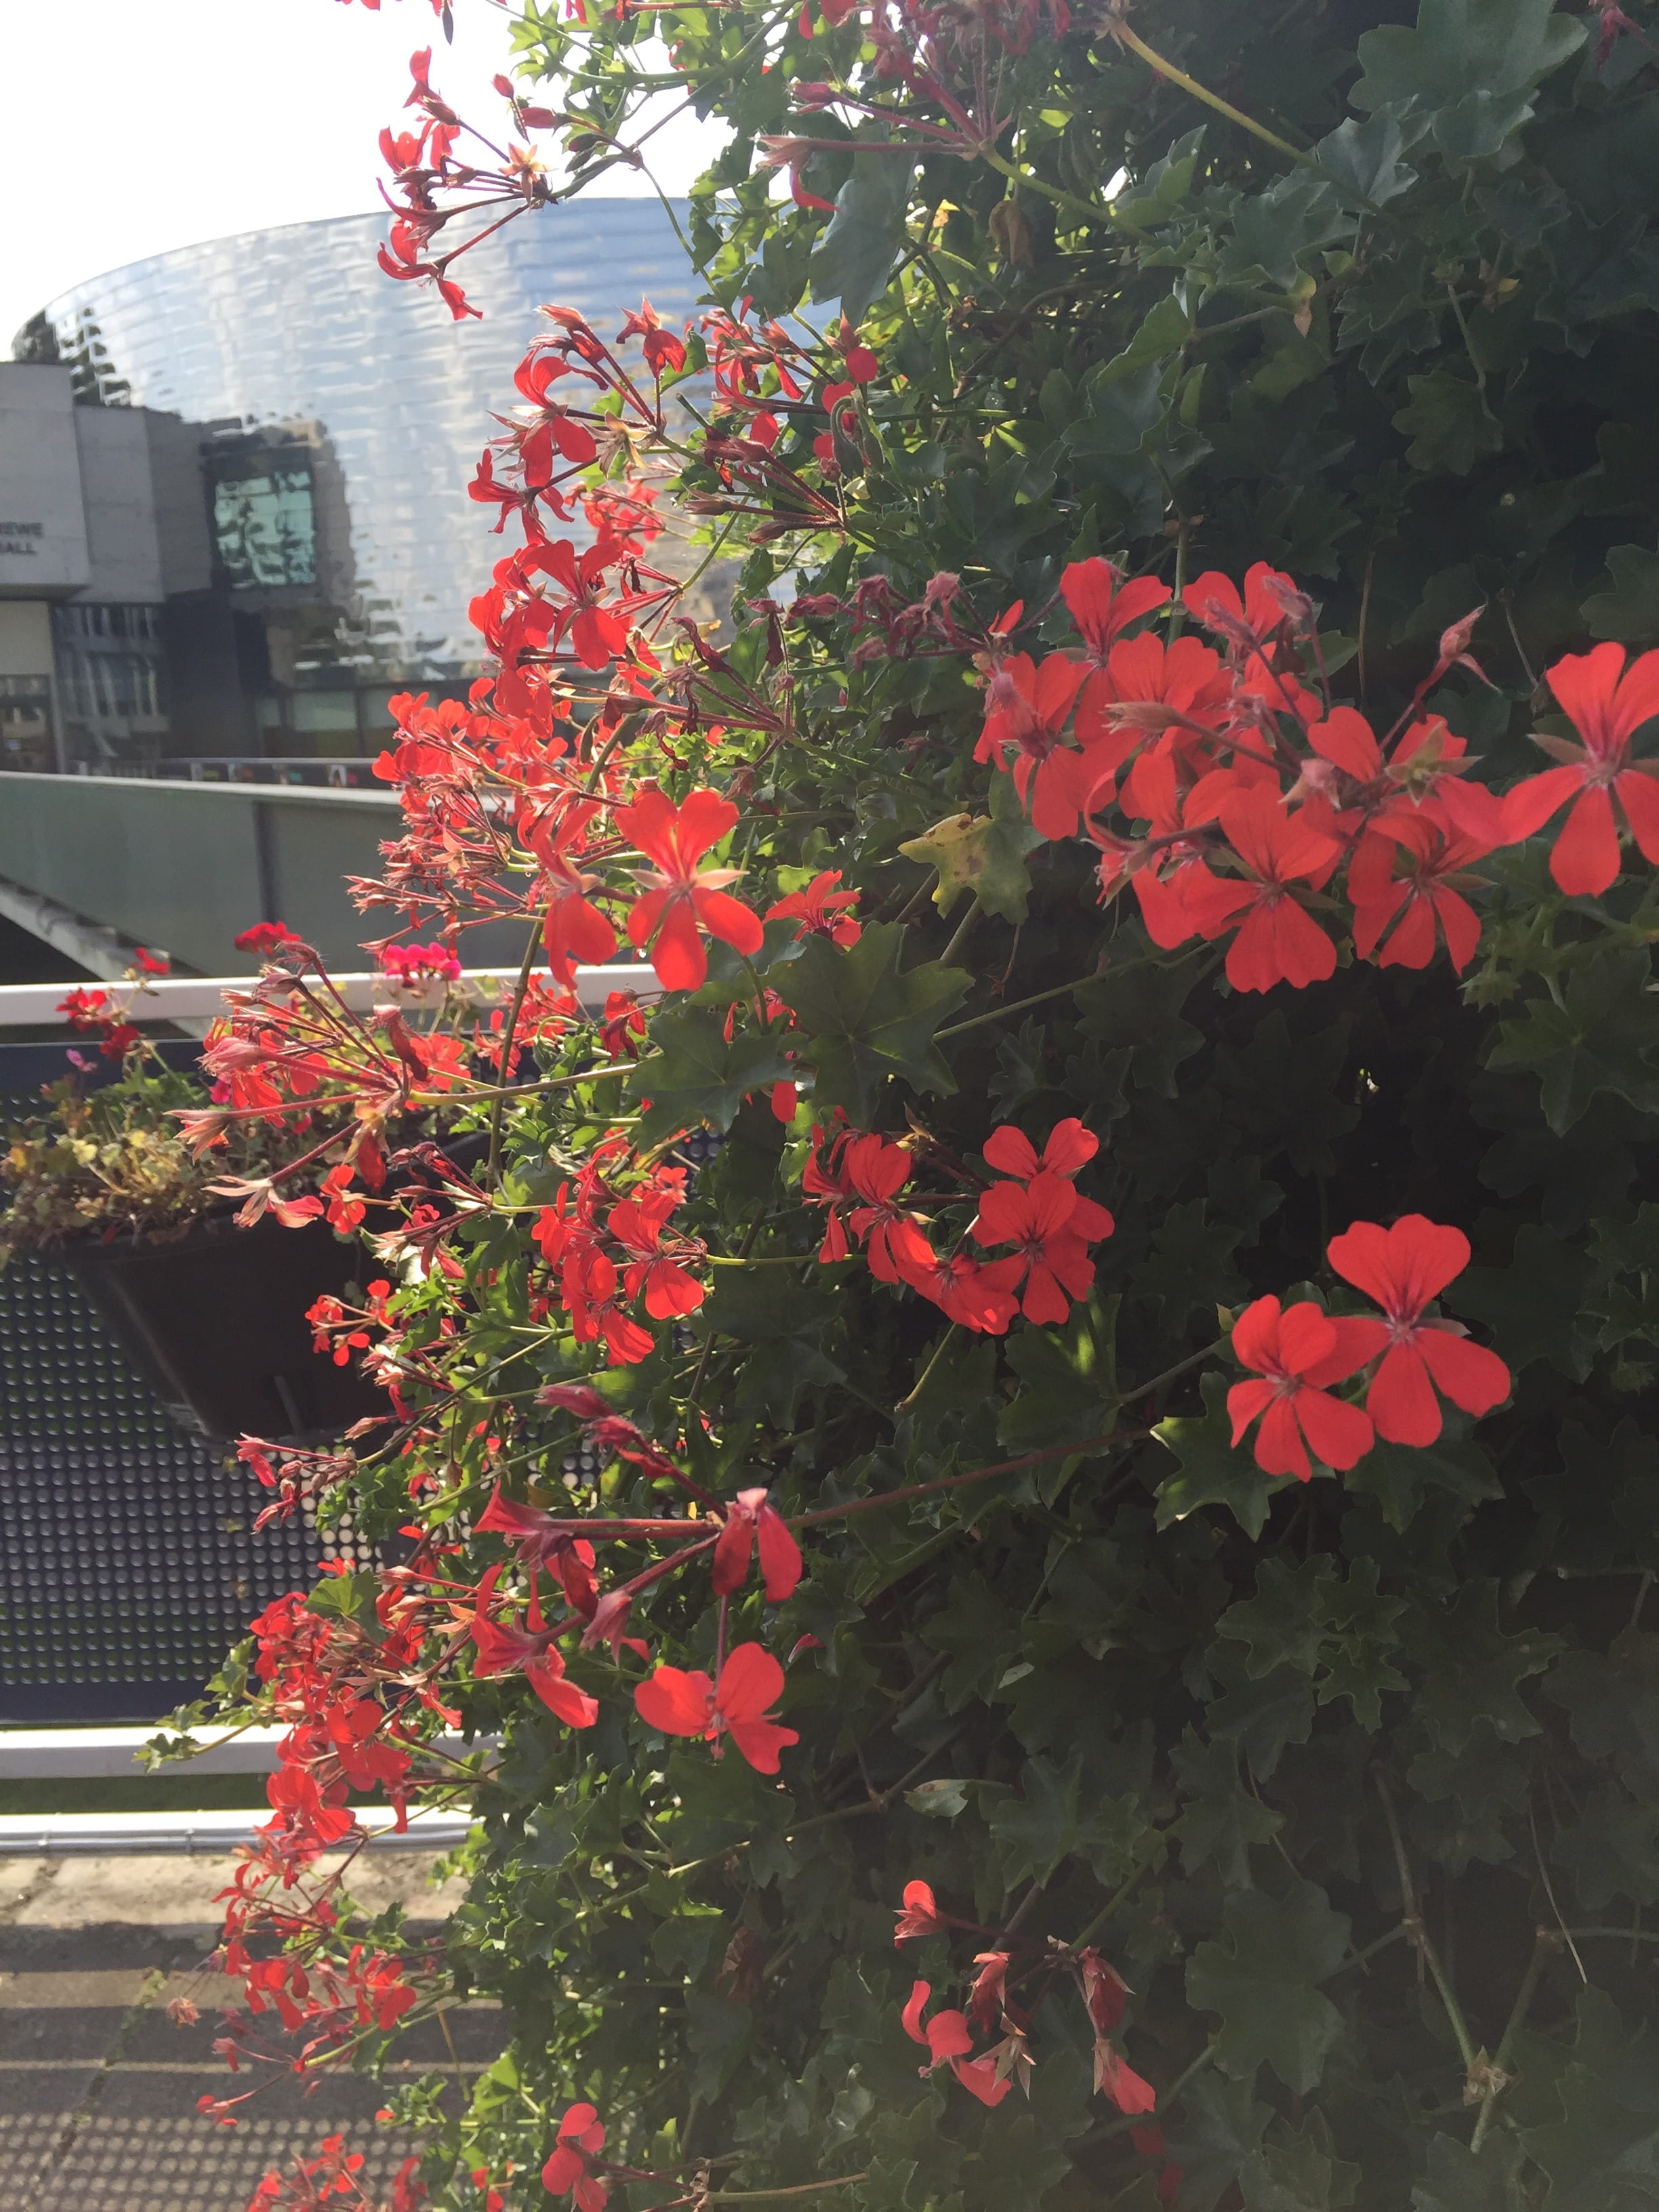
[[0, 1849, 499, 2210]]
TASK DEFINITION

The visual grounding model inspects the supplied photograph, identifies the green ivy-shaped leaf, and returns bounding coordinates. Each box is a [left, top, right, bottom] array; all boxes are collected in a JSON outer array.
[[1240, 2112, 1361, 2211], [1405, 1582, 1563, 1759], [1168, 2071, 1273, 2212], [896, 773, 1043, 922], [808, 153, 912, 323], [1392, 371, 1503, 475], [304, 1570, 384, 1641], [1185, 1881, 1351, 2094], [1154, 1372, 1290, 1540], [628, 1003, 794, 1142], [777, 923, 968, 1123], [1171, 1730, 1284, 1886], [1521, 1988, 1659, 2206], [1584, 542, 1659, 644], [1410, 2132, 1525, 2212], [1488, 949, 1659, 1135], [1215, 1557, 1408, 1731], [1352, 0, 1586, 163]]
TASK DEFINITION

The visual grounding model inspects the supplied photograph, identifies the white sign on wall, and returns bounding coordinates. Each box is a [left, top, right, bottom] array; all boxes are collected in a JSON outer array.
[[0, 367, 91, 597]]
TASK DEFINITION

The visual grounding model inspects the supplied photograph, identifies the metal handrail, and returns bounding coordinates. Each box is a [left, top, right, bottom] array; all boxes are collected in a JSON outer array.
[[0, 1805, 472, 1854], [0, 965, 662, 1029], [0, 1725, 490, 1778]]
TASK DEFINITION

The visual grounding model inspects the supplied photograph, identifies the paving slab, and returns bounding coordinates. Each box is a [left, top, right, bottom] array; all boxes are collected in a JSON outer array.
[[0, 1849, 491, 2211]]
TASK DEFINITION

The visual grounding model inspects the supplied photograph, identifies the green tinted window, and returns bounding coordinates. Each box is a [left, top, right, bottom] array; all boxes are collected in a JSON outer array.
[[212, 464, 316, 590]]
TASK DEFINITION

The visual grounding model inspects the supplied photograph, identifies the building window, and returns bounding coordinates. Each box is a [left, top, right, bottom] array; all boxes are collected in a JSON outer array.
[[52, 604, 167, 748], [0, 675, 56, 773], [210, 456, 318, 591]]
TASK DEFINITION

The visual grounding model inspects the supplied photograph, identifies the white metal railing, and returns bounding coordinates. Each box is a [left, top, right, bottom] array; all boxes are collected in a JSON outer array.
[[0, 1730, 490, 1853], [0, 964, 662, 1030], [0, 1726, 488, 1778], [0, 1805, 472, 1854]]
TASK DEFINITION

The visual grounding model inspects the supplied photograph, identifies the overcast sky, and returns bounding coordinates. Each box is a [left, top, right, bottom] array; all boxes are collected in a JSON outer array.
[[0, 0, 720, 347]]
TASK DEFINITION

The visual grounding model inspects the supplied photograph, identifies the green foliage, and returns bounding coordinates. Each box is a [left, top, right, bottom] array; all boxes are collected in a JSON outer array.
[[263, 0, 1659, 2206], [0, 1047, 259, 1258], [776, 924, 969, 1121]]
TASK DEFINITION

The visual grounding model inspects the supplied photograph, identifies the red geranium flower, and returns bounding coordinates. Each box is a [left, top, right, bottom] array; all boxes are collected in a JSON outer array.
[[981, 1118, 1111, 1233], [1323, 1215, 1511, 1446], [1059, 556, 1171, 663], [711, 1487, 803, 1602], [634, 1643, 799, 1773], [618, 298, 688, 380], [974, 651, 1090, 838], [972, 1172, 1109, 1324], [894, 1879, 949, 1944], [1347, 804, 1494, 974], [520, 798, 617, 983], [843, 1132, 935, 1284], [1227, 1296, 1374, 1480], [900, 1248, 1024, 1334], [765, 869, 861, 945], [902, 1980, 1012, 2107], [468, 1567, 600, 1730], [1501, 642, 1659, 895], [1184, 788, 1343, 992], [606, 1186, 705, 1319], [1181, 560, 1303, 647], [617, 785, 764, 991], [542, 2104, 609, 2212], [533, 538, 633, 670]]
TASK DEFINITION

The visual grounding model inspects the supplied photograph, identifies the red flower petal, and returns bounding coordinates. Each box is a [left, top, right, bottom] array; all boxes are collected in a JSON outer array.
[[634, 1664, 713, 1737], [1275, 1300, 1338, 1376], [726, 1715, 800, 1774], [1551, 783, 1620, 897], [1254, 1396, 1312, 1481], [982, 1125, 1041, 1181], [1414, 1327, 1511, 1418], [755, 1505, 803, 1601], [1292, 1384, 1375, 1471], [714, 1641, 786, 1721]]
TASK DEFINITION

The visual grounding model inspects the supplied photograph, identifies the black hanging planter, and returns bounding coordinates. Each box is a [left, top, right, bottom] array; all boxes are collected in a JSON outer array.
[[61, 1212, 386, 1446]]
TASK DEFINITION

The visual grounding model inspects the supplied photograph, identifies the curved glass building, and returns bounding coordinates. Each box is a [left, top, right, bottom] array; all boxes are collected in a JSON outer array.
[[8, 205, 698, 764]]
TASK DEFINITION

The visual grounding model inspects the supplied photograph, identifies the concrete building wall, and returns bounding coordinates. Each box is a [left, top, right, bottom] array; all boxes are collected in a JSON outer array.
[[0, 602, 54, 678], [73, 407, 164, 605], [143, 412, 213, 597], [0, 367, 90, 599]]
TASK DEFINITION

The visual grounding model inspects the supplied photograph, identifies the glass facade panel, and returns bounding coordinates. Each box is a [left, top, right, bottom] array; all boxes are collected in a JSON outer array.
[[290, 691, 357, 734], [211, 457, 318, 590], [51, 602, 167, 753], [0, 674, 55, 773], [39, 205, 700, 684]]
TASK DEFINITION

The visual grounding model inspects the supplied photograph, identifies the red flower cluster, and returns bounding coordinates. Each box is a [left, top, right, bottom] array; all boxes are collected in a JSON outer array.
[[234, 920, 305, 958], [377, 941, 462, 985], [247, 2135, 424, 2212], [533, 1148, 707, 1366], [57, 987, 140, 1060], [803, 1117, 1112, 1332], [971, 557, 1659, 990], [1227, 1214, 1512, 1479], [894, 1881, 1158, 2133]]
